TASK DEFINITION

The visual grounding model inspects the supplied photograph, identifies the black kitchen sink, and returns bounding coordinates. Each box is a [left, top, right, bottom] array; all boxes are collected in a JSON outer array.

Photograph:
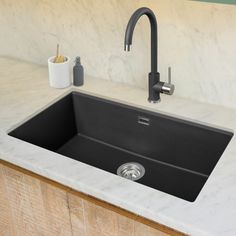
[[9, 92, 233, 202]]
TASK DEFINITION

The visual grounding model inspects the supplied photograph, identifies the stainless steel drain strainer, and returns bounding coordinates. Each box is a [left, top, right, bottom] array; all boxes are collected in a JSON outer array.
[[117, 162, 145, 181]]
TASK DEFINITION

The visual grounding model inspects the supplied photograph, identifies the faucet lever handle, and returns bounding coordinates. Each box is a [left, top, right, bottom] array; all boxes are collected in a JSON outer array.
[[158, 66, 175, 95], [168, 66, 171, 84]]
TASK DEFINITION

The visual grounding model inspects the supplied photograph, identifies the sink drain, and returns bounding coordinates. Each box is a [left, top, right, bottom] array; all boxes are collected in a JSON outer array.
[[117, 162, 145, 181]]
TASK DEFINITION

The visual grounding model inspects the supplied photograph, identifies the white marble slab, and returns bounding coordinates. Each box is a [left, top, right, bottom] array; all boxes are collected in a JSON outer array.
[[1, 57, 236, 235]]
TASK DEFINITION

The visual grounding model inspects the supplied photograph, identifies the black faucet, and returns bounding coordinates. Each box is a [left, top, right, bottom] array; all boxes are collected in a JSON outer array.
[[124, 7, 174, 103]]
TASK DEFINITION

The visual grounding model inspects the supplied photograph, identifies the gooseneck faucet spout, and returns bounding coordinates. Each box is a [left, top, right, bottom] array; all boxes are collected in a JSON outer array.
[[124, 7, 158, 74], [124, 7, 174, 103]]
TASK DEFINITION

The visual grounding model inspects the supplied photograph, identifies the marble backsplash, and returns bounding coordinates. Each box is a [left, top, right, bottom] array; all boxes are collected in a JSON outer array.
[[0, 0, 236, 109]]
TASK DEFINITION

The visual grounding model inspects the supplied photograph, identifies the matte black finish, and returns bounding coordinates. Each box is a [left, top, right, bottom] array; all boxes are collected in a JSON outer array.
[[124, 7, 158, 73], [9, 92, 233, 202], [124, 7, 171, 102], [148, 72, 160, 101]]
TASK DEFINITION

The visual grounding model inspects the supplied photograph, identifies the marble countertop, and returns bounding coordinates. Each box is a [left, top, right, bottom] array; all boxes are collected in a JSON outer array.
[[1, 57, 236, 236]]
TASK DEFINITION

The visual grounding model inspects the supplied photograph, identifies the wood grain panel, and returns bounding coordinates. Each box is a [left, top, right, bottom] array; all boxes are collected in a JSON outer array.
[[67, 192, 87, 236], [0, 163, 72, 236], [68, 192, 170, 236], [134, 221, 170, 236], [0, 165, 16, 236], [0, 160, 186, 236], [68, 192, 135, 236], [40, 181, 73, 236]]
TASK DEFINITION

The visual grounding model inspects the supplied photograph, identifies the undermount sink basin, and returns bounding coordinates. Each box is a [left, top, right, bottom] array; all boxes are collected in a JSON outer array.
[[9, 92, 233, 202]]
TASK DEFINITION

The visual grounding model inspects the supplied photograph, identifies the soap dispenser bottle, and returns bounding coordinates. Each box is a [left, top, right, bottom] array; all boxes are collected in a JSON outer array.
[[73, 57, 84, 86]]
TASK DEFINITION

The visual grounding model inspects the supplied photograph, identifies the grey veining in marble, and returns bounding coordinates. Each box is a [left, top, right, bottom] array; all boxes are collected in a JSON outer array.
[[1, 57, 236, 235]]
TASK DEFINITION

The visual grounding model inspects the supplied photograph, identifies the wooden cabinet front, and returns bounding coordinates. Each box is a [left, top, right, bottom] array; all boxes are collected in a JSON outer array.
[[0, 161, 185, 236]]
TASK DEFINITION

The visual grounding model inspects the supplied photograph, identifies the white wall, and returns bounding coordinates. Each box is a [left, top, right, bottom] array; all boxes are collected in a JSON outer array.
[[1, 0, 236, 109]]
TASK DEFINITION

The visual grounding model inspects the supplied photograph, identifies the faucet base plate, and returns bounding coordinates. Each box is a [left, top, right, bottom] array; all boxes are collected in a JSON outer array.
[[148, 98, 161, 104]]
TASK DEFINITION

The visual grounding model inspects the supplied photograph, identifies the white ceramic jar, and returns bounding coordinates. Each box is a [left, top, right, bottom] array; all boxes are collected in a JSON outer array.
[[48, 56, 71, 88]]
